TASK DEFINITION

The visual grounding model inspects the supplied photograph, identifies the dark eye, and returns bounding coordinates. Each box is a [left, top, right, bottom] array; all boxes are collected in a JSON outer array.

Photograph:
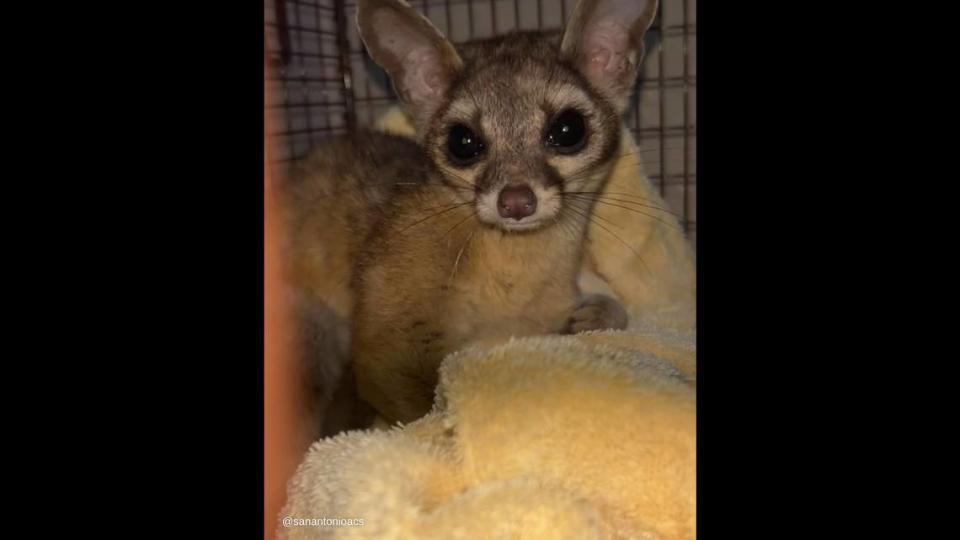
[[545, 109, 587, 154], [447, 124, 486, 165]]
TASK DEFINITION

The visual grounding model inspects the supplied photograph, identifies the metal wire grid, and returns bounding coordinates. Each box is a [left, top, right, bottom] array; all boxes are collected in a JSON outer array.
[[265, 0, 695, 240]]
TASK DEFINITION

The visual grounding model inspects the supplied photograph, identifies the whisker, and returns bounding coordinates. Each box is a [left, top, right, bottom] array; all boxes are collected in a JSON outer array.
[[414, 197, 474, 213], [564, 193, 682, 218], [565, 190, 665, 205], [560, 204, 651, 276], [396, 201, 473, 234], [441, 209, 478, 241], [563, 198, 626, 230], [448, 229, 477, 286], [572, 189, 661, 197], [439, 169, 479, 193], [567, 197, 683, 232]]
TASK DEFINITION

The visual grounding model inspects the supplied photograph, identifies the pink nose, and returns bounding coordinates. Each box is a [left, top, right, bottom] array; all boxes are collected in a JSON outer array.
[[497, 185, 537, 220]]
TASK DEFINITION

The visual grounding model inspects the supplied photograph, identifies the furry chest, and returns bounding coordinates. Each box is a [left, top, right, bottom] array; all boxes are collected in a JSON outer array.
[[443, 267, 576, 341]]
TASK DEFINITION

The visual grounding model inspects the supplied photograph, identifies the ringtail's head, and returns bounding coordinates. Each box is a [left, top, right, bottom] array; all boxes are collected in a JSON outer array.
[[357, 0, 657, 232]]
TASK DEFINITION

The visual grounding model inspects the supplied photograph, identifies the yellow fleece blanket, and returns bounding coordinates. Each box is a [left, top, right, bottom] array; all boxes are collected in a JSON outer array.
[[277, 108, 696, 539], [279, 330, 694, 540]]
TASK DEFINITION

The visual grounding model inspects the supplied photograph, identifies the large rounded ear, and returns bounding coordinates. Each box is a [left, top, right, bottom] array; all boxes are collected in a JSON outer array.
[[561, 0, 659, 113], [356, 0, 463, 131]]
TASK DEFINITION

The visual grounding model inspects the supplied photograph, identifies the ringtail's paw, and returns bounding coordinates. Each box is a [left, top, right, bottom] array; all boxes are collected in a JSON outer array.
[[565, 294, 628, 334]]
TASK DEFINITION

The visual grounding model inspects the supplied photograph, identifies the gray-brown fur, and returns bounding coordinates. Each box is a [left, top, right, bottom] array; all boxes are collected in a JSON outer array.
[[280, 131, 433, 435], [283, 0, 659, 428]]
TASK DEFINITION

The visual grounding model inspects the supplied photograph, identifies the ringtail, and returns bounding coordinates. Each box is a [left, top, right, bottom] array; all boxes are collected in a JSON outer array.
[[282, 0, 661, 427]]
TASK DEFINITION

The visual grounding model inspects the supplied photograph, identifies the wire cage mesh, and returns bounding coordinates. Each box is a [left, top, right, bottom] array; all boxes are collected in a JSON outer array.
[[265, 0, 696, 243]]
